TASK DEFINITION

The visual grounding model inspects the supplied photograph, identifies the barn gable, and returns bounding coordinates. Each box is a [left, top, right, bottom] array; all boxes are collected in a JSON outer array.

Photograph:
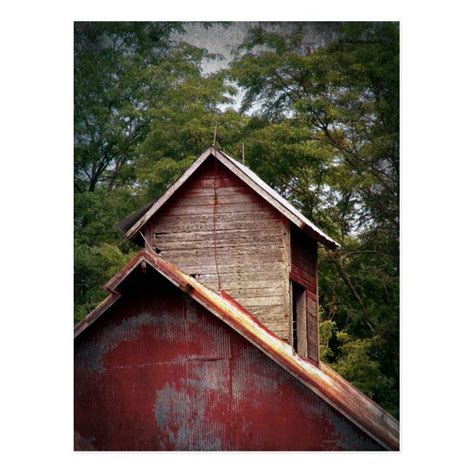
[[117, 147, 340, 361], [75, 250, 399, 450], [118, 146, 340, 250]]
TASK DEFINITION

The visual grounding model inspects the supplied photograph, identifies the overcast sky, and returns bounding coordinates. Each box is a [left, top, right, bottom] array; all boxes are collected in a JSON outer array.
[[173, 22, 340, 75], [172, 22, 339, 110]]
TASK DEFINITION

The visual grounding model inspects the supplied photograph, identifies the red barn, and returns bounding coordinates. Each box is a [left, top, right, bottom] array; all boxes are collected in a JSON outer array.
[[74, 146, 399, 450]]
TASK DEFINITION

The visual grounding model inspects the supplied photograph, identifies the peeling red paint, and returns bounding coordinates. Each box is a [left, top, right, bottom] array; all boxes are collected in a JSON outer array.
[[75, 250, 399, 450], [75, 269, 388, 451]]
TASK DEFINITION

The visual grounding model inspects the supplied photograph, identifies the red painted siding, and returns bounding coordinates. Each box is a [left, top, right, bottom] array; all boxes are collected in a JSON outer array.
[[74, 270, 383, 451]]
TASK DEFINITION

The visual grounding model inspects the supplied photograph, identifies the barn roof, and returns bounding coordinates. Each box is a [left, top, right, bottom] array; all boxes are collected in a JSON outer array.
[[74, 250, 398, 450], [118, 146, 340, 250]]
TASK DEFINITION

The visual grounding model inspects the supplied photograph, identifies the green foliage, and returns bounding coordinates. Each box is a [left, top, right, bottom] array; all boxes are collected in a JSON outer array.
[[74, 22, 399, 417], [74, 22, 219, 193], [334, 332, 396, 414], [319, 320, 398, 418], [74, 22, 218, 319], [74, 241, 135, 322], [227, 22, 399, 417], [319, 319, 336, 360], [229, 22, 399, 234]]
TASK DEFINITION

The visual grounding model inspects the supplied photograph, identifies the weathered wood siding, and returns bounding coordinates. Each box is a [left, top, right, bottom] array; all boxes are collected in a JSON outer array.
[[74, 271, 383, 451], [144, 158, 291, 340], [290, 225, 319, 362]]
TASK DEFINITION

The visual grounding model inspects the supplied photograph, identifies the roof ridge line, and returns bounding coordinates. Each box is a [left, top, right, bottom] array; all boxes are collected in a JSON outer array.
[[119, 146, 340, 249], [74, 250, 398, 450]]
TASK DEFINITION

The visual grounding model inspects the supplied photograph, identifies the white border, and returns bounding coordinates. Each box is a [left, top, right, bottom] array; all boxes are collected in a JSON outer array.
[[1, 1, 473, 473]]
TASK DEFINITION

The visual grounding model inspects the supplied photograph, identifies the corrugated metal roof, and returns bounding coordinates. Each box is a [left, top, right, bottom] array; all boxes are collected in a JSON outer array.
[[118, 146, 340, 249], [75, 250, 398, 450]]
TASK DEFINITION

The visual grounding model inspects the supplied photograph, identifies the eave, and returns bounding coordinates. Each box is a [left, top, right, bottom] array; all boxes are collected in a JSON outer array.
[[119, 146, 340, 250], [74, 250, 398, 450]]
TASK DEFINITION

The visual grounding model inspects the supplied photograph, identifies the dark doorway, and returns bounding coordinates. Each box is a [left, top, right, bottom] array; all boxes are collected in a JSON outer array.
[[291, 281, 307, 356]]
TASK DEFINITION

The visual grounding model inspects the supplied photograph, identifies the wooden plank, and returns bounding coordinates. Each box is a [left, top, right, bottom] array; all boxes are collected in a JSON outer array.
[[307, 289, 317, 301], [153, 227, 282, 242], [158, 202, 279, 217], [313, 242, 320, 362], [247, 305, 288, 320], [292, 252, 317, 274], [289, 269, 316, 290], [283, 219, 291, 342], [265, 326, 290, 335], [185, 177, 244, 188], [291, 263, 316, 284], [153, 230, 283, 250], [307, 315, 317, 331], [162, 259, 285, 274], [196, 272, 285, 288], [250, 319, 289, 331], [160, 248, 283, 261], [198, 270, 285, 282], [171, 262, 287, 275], [297, 288, 308, 357], [204, 285, 284, 297], [179, 185, 254, 197], [152, 210, 283, 226], [160, 241, 285, 255], [160, 192, 268, 207], [307, 297, 317, 315], [155, 241, 284, 253], [160, 246, 284, 263], [230, 295, 287, 307], [151, 218, 283, 234]]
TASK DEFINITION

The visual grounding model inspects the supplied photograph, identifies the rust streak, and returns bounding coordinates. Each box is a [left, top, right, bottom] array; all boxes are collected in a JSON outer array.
[[75, 249, 399, 450]]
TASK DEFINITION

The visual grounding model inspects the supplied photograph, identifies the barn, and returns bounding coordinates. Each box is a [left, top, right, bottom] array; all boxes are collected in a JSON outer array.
[[74, 146, 399, 451]]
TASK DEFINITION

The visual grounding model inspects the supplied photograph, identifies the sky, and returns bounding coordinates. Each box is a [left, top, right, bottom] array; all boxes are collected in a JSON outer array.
[[172, 22, 340, 110], [173, 22, 340, 74]]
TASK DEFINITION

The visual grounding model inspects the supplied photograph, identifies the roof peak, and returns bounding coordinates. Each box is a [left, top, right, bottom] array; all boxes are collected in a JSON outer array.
[[119, 146, 340, 249]]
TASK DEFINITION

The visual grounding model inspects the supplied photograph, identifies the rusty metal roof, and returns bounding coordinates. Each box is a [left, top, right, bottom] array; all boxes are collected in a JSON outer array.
[[118, 146, 340, 249], [75, 250, 398, 450]]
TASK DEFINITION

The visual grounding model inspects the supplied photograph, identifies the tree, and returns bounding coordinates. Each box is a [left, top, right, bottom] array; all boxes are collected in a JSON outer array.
[[74, 22, 211, 192], [227, 22, 399, 417], [74, 22, 400, 417], [74, 22, 223, 319]]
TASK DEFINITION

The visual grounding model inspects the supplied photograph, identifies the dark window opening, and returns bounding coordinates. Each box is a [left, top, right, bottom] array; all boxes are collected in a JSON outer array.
[[291, 281, 306, 353]]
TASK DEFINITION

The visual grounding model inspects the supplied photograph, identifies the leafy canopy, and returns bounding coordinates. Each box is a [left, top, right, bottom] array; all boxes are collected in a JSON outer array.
[[74, 22, 399, 417]]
